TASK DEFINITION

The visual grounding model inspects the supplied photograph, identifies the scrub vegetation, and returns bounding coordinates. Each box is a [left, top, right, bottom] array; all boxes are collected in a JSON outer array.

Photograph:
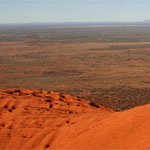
[[1, 23, 150, 110]]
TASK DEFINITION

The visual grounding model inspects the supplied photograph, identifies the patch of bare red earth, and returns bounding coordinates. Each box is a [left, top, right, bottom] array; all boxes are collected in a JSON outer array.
[[0, 89, 150, 150]]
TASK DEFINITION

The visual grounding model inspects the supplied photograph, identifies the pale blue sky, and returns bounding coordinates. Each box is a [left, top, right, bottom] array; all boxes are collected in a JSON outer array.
[[0, 0, 149, 23]]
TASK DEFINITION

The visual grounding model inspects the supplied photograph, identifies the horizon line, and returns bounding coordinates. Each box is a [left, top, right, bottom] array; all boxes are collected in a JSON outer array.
[[0, 20, 149, 25]]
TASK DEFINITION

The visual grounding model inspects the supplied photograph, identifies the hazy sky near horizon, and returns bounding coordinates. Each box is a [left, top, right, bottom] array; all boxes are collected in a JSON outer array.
[[0, 0, 149, 23]]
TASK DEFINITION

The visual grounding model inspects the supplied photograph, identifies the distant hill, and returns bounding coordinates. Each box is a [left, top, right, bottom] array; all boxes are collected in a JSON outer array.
[[144, 20, 150, 23]]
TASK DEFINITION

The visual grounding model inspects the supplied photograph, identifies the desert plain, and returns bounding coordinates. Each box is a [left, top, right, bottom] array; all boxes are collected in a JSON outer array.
[[1, 23, 150, 149]]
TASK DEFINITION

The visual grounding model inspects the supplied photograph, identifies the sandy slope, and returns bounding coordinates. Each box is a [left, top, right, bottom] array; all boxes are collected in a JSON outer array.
[[0, 89, 150, 150], [52, 105, 150, 150], [0, 89, 113, 150]]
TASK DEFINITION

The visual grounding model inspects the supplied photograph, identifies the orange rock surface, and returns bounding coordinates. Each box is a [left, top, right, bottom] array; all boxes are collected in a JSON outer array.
[[0, 89, 150, 150]]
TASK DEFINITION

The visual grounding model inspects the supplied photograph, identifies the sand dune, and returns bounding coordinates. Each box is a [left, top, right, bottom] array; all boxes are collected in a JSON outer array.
[[52, 105, 150, 150], [0, 89, 150, 150]]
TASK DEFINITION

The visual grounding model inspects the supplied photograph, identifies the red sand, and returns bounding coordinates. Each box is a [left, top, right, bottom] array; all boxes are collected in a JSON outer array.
[[0, 89, 150, 150]]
